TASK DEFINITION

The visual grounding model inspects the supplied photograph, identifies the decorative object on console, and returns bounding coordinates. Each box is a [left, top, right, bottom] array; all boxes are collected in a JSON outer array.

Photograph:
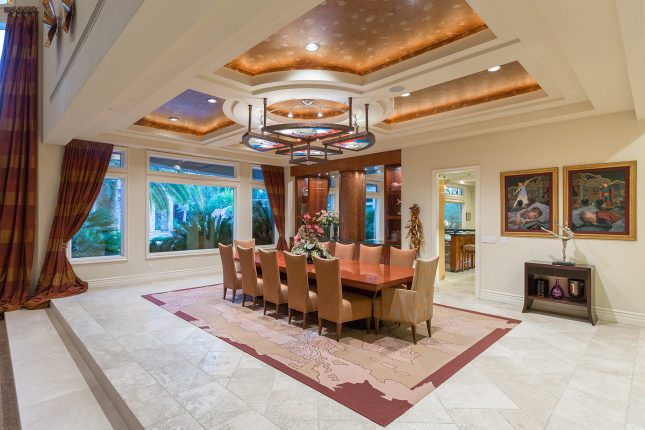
[[242, 97, 375, 165], [534, 278, 548, 297], [563, 161, 636, 240], [42, 0, 57, 47], [500, 168, 558, 237], [550, 279, 564, 300], [540, 224, 575, 266], [62, 0, 75, 33], [405, 204, 424, 254], [567, 279, 585, 300], [317, 210, 340, 241], [291, 213, 332, 262]]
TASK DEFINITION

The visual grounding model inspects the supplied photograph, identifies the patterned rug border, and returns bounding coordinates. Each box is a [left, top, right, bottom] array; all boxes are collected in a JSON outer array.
[[142, 284, 521, 426]]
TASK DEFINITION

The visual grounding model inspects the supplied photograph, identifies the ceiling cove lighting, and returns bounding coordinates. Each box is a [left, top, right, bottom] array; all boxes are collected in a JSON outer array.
[[242, 97, 375, 165], [169, 116, 179, 122], [207, 98, 217, 104], [304, 42, 320, 52], [487, 65, 501, 72], [400, 92, 411, 97]]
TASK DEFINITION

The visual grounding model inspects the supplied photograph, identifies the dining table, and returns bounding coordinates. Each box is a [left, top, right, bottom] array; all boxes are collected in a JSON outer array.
[[252, 251, 415, 299]]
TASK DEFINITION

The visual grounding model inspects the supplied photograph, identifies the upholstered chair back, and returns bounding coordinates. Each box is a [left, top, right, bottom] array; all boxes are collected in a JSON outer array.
[[238, 246, 261, 296], [234, 239, 255, 257], [411, 257, 439, 321], [333, 242, 355, 260], [359, 244, 382, 264], [259, 249, 281, 305], [389, 247, 417, 268], [219, 244, 237, 291], [284, 252, 309, 312], [313, 257, 342, 322]]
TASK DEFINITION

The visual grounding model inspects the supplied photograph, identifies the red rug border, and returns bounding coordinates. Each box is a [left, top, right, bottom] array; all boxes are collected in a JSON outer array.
[[141, 284, 520, 426]]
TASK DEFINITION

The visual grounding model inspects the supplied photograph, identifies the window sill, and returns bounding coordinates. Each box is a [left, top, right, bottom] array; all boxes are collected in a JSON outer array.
[[70, 256, 128, 265], [146, 249, 220, 260]]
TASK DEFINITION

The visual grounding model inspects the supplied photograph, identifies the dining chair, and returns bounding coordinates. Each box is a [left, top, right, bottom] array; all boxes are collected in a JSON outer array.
[[234, 239, 256, 272], [333, 242, 355, 260], [259, 249, 288, 319], [389, 247, 417, 268], [284, 252, 318, 328], [373, 256, 439, 344], [313, 256, 372, 341], [237, 246, 263, 309], [219, 243, 242, 302], [359, 244, 382, 264]]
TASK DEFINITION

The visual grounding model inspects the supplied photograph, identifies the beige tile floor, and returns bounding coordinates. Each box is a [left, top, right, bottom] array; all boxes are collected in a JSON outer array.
[[48, 269, 645, 430]]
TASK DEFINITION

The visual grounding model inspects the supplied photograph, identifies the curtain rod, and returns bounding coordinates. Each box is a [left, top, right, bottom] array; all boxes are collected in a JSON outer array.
[[3, 5, 39, 14]]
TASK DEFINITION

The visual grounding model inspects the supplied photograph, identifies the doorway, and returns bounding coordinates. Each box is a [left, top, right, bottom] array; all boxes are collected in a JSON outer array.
[[432, 166, 480, 298]]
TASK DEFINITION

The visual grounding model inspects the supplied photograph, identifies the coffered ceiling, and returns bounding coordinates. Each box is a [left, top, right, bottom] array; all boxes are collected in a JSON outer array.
[[43, 0, 645, 163]]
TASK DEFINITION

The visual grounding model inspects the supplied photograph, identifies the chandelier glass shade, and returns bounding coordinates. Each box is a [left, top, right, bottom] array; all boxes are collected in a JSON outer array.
[[242, 98, 375, 165]]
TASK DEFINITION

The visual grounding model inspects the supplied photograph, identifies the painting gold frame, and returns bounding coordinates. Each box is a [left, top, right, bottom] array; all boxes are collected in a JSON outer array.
[[563, 161, 636, 241], [500, 167, 558, 237]]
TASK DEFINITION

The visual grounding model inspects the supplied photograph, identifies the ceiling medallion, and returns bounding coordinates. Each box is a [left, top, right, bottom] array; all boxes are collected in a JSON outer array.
[[242, 97, 375, 165]]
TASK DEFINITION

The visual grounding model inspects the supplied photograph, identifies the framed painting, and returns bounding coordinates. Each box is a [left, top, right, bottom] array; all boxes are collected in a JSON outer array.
[[500, 168, 558, 237], [564, 161, 636, 240]]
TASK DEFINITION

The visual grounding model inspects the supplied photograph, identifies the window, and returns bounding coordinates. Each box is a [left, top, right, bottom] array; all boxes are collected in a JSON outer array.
[[445, 186, 464, 196], [444, 202, 464, 229], [327, 194, 335, 212], [109, 149, 126, 169], [148, 182, 235, 254], [149, 154, 236, 179], [365, 197, 378, 241], [366, 183, 379, 193], [0, 22, 5, 61], [251, 166, 264, 182], [71, 177, 125, 259], [252, 188, 274, 245]]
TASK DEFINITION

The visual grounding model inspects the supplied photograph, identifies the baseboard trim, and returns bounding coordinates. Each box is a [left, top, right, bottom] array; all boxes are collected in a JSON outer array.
[[88, 266, 222, 289], [480, 289, 645, 327]]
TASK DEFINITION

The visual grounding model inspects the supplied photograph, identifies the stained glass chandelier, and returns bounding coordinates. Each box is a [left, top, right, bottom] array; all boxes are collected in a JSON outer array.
[[242, 97, 375, 165]]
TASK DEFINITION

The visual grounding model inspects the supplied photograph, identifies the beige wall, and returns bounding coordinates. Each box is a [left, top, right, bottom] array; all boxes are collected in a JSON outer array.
[[32, 144, 288, 287], [463, 184, 476, 230], [403, 111, 645, 320]]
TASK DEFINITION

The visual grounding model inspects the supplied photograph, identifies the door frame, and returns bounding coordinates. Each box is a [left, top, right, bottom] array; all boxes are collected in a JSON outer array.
[[431, 165, 481, 298]]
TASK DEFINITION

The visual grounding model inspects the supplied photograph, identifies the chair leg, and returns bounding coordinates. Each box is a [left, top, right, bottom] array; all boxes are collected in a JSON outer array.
[[232, 289, 237, 302], [303, 312, 308, 329], [411, 324, 417, 344], [426, 319, 431, 337], [288, 308, 292, 325], [336, 323, 342, 342], [263, 301, 267, 315], [365, 318, 371, 335], [318, 319, 323, 335], [275, 303, 279, 319], [222, 288, 227, 300], [375, 318, 380, 335], [242, 294, 246, 307], [252, 296, 257, 310]]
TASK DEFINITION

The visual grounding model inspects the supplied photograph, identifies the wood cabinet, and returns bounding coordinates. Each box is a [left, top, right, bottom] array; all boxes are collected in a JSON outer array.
[[384, 165, 402, 245]]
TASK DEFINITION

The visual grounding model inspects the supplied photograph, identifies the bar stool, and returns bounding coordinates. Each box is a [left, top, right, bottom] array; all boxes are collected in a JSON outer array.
[[461, 244, 475, 271]]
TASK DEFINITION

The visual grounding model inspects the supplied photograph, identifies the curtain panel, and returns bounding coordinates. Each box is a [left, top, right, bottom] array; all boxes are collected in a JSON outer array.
[[261, 165, 288, 251], [0, 7, 39, 312], [25, 140, 114, 309]]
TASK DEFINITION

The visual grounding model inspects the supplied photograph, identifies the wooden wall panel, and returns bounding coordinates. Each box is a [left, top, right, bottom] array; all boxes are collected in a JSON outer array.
[[308, 177, 329, 215], [339, 171, 366, 241], [290, 150, 401, 177]]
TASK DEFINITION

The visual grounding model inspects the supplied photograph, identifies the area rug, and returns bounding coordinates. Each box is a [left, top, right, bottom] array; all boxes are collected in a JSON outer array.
[[143, 285, 520, 426]]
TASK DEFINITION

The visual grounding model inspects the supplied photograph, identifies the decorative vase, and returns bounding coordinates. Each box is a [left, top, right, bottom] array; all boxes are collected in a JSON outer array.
[[550, 279, 564, 300]]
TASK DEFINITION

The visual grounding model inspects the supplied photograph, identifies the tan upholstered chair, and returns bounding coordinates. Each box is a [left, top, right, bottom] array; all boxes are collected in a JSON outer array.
[[359, 244, 382, 265], [237, 246, 263, 309], [234, 239, 256, 272], [313, 256, 372, 341], [284, 252, 318, 328], [259, 249, 288, 319], [389, 247, 417, 268], [374, 257, 439, 344], [333, 242, 355, 260], [219, 243, 242, 302]]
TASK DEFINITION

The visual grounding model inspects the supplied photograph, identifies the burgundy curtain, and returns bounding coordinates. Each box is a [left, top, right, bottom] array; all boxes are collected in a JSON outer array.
[[24, 140, 114, 309], [261, 165, 288, 251], [0, 7, 39, 312]]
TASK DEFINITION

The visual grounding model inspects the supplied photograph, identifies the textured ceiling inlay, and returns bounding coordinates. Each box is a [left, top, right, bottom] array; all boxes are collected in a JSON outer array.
[[135, 90, 235, 136], [383, 61, 542, 124], [226, 0, 488, 76], [268, 99, 349, 120]]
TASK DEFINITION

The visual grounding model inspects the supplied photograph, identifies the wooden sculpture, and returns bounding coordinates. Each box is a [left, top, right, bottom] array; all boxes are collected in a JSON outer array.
[[62, 0, 75, 33], [405, 204, 424, 254], [43, 0, 57, 47]]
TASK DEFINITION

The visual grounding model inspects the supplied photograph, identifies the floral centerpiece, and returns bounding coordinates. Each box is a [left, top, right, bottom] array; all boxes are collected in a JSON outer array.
[[317, 210, 340, 240], [291, 212, 332, 262]]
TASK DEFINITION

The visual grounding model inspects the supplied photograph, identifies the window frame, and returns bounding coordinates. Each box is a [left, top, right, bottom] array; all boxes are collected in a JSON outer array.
[[147, 151, 238, 182], [109, 147, 128, 171], [251, 184, 277, 248], [68, 172, 128, 264], [444, 201, 465, 229]]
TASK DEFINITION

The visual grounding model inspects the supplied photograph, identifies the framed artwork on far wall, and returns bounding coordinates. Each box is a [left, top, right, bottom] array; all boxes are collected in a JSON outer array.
[[500, 167, 558, 237], [564, 161, 636, 240]]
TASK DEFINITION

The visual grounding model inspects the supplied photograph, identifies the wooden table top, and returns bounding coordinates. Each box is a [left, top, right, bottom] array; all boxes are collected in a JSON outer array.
[[252, 251, 414, 293]]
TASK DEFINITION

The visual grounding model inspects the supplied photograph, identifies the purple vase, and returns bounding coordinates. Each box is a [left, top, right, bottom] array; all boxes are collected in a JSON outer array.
[[550, 279, 564, 300]]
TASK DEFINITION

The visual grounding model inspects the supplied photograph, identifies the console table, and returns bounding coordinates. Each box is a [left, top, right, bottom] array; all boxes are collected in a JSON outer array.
[[523, 261, 597, 325]]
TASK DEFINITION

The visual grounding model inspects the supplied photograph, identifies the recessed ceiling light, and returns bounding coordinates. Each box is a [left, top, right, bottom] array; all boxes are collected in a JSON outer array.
[[317, 111, 323, 118], [207, 98, 217, 104], [487, 65, 501, 72], [304, 42, 320, 52], [287, 112, 294, 118], [401, 92, 411, 97], [389, 85, 405, 93], [169, 117, 179, 122]]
